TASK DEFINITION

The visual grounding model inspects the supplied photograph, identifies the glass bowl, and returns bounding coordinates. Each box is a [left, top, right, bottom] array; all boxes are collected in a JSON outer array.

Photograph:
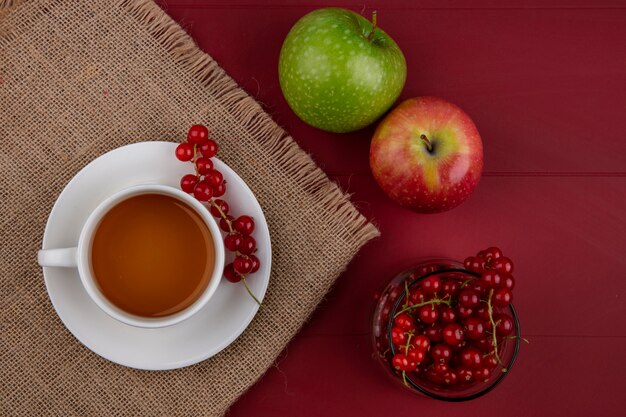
[[372, 258, 520, 401]]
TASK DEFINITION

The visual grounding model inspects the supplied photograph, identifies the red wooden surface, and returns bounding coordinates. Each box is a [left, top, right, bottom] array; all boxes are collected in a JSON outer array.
[[157, 1, 626, 415]]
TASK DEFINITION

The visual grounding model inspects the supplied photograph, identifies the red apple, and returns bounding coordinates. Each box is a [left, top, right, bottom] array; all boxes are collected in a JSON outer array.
[[370, 97, 483, 213]]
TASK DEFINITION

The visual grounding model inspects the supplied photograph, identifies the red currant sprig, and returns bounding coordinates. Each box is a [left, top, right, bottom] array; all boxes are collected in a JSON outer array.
[[175, 124, 261, 306], [462, 246, 520, 368]]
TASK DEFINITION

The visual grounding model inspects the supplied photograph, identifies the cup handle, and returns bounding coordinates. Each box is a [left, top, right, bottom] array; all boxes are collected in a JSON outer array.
[[37, 247, 78, 268]]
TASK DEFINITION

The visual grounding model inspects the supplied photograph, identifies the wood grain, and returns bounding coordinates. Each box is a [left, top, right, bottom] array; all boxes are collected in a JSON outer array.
[[154, 1, 626, 415], [161, 4, 626, 175]]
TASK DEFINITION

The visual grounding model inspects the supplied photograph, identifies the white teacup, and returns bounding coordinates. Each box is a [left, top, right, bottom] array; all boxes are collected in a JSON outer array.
[[37, 184, 225, 328]]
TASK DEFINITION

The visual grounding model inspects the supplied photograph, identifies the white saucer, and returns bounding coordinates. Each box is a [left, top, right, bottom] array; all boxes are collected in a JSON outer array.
[[40, 142, 271, 370]]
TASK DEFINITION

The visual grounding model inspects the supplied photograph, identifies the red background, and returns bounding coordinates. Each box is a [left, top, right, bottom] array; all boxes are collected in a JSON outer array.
[[156, 1, 626, 415]]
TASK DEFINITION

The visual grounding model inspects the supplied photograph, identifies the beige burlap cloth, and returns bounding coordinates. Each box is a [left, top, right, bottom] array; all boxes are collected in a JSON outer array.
[[0, 0, 379, 415]]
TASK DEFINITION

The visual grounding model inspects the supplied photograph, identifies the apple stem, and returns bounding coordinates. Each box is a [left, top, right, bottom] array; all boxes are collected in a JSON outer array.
[[367, 10, 378, 41], [420, 134, 434, 152]]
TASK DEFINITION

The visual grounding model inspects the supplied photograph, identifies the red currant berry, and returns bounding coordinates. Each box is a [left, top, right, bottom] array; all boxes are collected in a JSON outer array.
[[467, 257, 486, 273], [460, 347, 482, 369], [233, 215, 255, 236], [494, 313, 515, 336], [425, 367, 443, 383], [248, 255, 260, 273], [193, 181, 212, 201], [239, 235, 256, 255], [484, 319, 493, 331], [424, 324, 443, 342], [474, 337, 495, 353], [477, 250, 487, 259], [223, 263, 241, 283], [482, 354, 498, 369], [492, 288, 513, 307], [180, 174, 198, 193], [391, 327, 408, 345], [442, 324, 465, 347], [494, 256, 514, 274], [195, 157, 213, 174], [441, 280, 459, 298], [224, 233, 243, 252], [392, 353, 413, 371], [483, 246, 502, 261], [175, 143, 194, 161], [409, 288, 426, 304], [210, 199, 229, 217], [476, 304, 490, 321], [420, 352, 433, 368], [407, 348, 425, 366], [464, 317, 486, 341], [406, 359, 418, 370], [421, 275, 441, 294], [442, 370, 458, 385], [433, 362, 449, 375], [212, 182, 226, 197], [471, 280, 487, 295], [481, 271, 503, 289], [419, 305, 439, 324], [431, 344, 453, 363], [501, 273, 515, 290], [439, 305, 457, 324], [457, 367, 474, 383], [199, 138, 218, 157], [233, 256, 253, 274], [206, 169, 224, 187], [459, 289, 480, 308], [457, 305, 474, 319], [394, 313, 416, 332], [475, 367, 492, 382], [219, 215, 234, 232], [187, 124, 209, 145], [413, 335, 430, 352], [417, 265, 438, 277]]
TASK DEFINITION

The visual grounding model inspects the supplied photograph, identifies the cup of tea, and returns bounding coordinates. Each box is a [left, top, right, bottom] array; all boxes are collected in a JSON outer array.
[[38, 184, 225, 328]]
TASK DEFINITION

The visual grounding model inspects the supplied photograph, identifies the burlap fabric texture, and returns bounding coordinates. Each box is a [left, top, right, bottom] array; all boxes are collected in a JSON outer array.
[[0, 0, 379, 415]]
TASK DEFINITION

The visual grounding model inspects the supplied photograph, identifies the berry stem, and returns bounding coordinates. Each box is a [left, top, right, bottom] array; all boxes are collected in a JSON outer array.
[[420, 134, 434, 152], [192, 144, 200, 177], [487, 289, 506, 371], [506, 335, 530, 344], [402, 370, 408, 387], [367, 11, 377, 41], [209, 200, 234, 233], [394, 297, 451, 317], [404, 333, 413, 355], [459, 276, 477, 289], [241, 276, 261, 307], [402, 280, 410, 309]]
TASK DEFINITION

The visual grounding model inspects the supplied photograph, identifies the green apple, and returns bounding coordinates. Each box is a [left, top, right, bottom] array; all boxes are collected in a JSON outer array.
[[278, 8, 406, 133]]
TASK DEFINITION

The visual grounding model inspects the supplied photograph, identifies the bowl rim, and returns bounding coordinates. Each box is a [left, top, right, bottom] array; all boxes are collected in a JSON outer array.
[[386, 266, 520, 402]]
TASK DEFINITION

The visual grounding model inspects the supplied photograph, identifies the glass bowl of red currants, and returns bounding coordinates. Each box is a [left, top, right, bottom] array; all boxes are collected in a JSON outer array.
[[372, 249, 520, 401]]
